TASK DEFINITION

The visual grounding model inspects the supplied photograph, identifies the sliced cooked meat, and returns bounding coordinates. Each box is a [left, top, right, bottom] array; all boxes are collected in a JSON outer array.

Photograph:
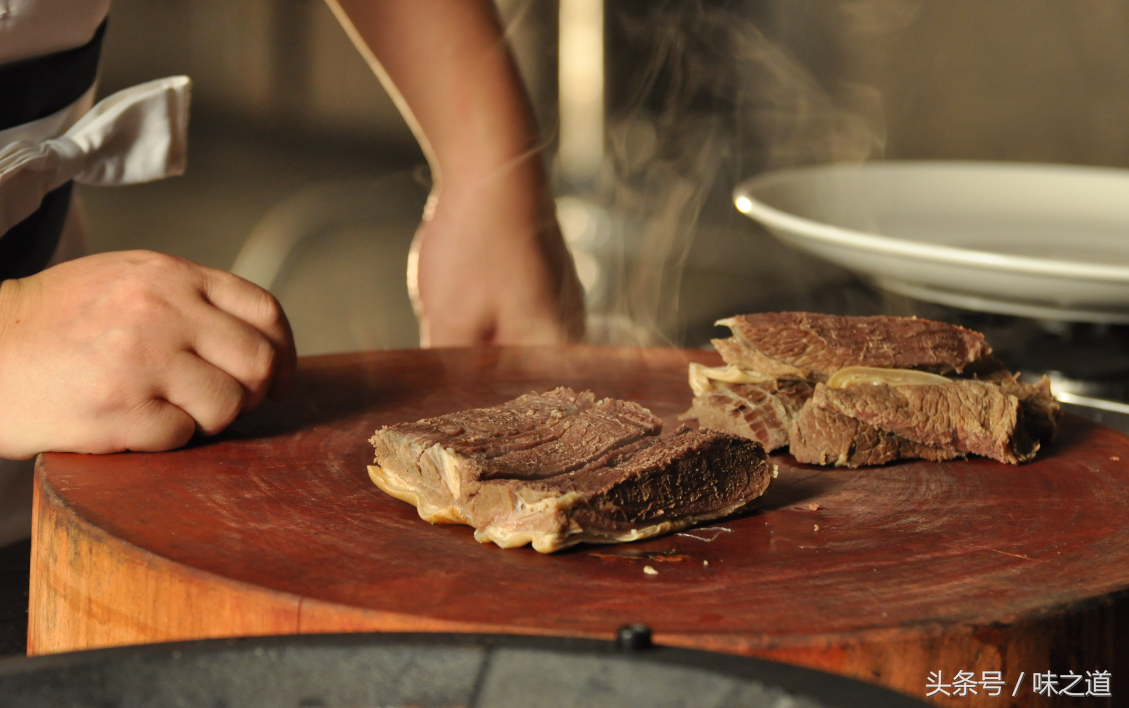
[[789, 403, 964, 467], [689, 312, 1058, 467], [978, 371, 1062, 446], [795, 380, 1040, 465], [689, 380, 812, 452], [714, 312, 991, 381], [369, 388, 774, 553]]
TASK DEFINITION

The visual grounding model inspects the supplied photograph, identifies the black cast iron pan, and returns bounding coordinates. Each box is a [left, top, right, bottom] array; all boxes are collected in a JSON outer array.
[[0, 631, 929, 707]]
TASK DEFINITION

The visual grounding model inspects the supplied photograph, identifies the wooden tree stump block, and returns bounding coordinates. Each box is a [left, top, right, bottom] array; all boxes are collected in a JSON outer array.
[[28, 347, 1129, 707]]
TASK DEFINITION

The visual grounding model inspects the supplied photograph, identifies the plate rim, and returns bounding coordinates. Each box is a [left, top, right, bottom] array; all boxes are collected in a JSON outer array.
[[733, 160, 1129, 285]]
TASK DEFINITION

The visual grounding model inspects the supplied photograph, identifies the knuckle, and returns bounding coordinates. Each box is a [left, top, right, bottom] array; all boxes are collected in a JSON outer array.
[[152, 420, 194, 452], [256, 291, 286, 331], [248, 338, 277, 386], [98, 326, 154, 366], [112, 398, 184, 453], [87, 368, 146, 416], [207, 386, 245, 433], [125, 289, 171, 320], [123, 251, 198, 295], [131, 250, 185, 273], [100, 279, 174, 325]]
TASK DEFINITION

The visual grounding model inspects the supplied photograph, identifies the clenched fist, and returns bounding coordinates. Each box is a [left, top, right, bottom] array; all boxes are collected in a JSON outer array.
[[0, 250, 296, 459]]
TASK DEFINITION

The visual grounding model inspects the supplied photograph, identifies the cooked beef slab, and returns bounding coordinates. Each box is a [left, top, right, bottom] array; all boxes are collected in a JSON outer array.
[[369, 387, 774, 553], [791, 380, 1039, 466], [715, 312, 990, 381], [688, 312, 1060, 467]]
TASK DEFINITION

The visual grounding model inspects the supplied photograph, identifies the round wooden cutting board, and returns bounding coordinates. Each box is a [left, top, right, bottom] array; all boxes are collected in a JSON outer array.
[[29, 347, 1129, 707]]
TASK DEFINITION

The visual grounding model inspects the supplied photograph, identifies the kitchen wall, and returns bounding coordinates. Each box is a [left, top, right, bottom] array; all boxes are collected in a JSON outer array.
[[79, 0, 1129, 353], [765, 0, 1129, 167], [94, 0, 554, 150], [592, 0, 1129, 344], [84, 0, 421, 264]]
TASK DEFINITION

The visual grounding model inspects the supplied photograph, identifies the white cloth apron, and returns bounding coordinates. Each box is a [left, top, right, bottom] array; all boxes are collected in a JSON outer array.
[[0, 75, 192, 236]]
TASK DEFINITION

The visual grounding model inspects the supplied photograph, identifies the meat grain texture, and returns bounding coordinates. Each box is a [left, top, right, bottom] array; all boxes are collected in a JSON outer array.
[[689, 312, 1060, 467], [369, 388, 774, 553]]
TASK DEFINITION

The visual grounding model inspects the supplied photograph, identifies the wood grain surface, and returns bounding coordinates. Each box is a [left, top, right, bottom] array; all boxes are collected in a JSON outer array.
[[28, 347, 1129, 707]]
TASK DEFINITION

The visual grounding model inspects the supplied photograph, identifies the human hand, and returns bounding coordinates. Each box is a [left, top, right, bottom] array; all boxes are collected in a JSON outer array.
[[326, 0, 584, 345], [410, 170, 586, 346], [0, 250, 296, 458]]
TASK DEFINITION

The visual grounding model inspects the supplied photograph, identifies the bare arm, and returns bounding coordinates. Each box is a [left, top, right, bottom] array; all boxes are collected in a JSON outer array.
[[327, 0, 584, 345]]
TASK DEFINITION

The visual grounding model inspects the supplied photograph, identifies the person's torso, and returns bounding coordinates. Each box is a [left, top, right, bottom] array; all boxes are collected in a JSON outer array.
[[0, 0, 110, 278], [0, 0, 110, 64]]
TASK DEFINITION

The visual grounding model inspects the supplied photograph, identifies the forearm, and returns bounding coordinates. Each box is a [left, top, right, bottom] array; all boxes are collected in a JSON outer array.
[[326, 0, 545, 189], [326, 0, 585, 346]]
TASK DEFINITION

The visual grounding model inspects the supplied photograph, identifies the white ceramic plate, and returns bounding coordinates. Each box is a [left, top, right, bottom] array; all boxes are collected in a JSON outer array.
[[733, 161, 1129, 323]]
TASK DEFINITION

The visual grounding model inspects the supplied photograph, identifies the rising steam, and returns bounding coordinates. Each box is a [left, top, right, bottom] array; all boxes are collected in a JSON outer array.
[[571, 0, 912, 346]]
